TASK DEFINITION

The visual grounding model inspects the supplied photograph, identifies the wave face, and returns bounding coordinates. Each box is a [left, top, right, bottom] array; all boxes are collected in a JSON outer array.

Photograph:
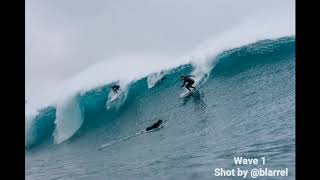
[[26, 37, 295, 180]]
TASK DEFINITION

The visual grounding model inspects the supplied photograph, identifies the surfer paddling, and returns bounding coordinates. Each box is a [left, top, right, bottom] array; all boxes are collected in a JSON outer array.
[[145, 120, 163, 131], [110, 85, 120, 93], [98, 119, 164, 150], [180, 75, 196, 92]]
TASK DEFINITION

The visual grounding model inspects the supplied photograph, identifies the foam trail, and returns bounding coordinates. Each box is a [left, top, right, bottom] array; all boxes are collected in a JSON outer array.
[[97, 130, 144, 150], [54, 95, 84, 144], [98, 125, 165, 150]]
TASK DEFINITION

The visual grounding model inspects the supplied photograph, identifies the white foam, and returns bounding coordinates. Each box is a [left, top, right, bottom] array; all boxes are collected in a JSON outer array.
[[147, 70, 167, 89], [185, 6, 295, 88], [53, 94, 84, 144]]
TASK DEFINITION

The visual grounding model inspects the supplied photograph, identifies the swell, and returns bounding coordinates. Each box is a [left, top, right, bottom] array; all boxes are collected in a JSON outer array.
[[25, 37, 295, 149]]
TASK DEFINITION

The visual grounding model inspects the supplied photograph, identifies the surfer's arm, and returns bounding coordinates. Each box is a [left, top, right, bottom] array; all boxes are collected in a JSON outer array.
[[181, 81, 186, 87]]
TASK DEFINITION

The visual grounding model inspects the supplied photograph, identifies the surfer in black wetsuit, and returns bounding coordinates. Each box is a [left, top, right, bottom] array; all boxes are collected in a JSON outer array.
[[145, 120, 163, 131], [180, 75, 196, 91], [111, 85, 120, 93]]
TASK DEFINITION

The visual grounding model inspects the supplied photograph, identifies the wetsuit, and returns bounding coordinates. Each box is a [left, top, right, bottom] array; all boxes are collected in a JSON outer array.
[[181, 75, 196, 91], [111, 85, 120, 93], [146, 120, 162, 131]]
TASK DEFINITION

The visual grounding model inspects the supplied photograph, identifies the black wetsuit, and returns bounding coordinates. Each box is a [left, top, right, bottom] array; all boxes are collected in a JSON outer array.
[[181, 75, 196, 91], [111, 85, 120, 93], [146, 120, 162, 131]]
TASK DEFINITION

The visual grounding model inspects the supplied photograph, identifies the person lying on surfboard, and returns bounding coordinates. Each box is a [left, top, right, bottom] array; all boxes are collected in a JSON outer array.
[[145, 120, 163, 131], [111, 85, 120, 93], [180, 75, 196, 92]]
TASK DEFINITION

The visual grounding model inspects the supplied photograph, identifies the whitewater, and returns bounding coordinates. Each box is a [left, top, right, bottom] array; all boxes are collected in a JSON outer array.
[[26, 7, 295, 180]]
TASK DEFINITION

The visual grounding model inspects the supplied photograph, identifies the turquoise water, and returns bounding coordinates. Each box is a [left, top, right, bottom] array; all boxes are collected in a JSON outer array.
[[26, 37, 295, 180]]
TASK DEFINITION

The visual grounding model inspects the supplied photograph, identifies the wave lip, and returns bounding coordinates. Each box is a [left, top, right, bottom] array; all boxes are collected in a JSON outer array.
[[53, 95, 84, 144]]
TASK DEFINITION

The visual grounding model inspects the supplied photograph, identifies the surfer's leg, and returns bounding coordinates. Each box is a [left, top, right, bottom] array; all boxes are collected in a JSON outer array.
[[186, 85, 191, 91], [189, 81, 196, 90], [186, 82, 194, 91]]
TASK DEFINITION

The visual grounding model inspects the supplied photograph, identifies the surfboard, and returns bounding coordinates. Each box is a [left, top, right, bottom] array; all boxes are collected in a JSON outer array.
[[178, 79, 207, 99], [97, 133, 140, 150], [179, 89, 197, 99], [109, 92, 121, 102]]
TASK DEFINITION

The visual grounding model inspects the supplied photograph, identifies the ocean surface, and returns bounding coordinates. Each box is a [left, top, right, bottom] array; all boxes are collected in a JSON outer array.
[[26, 37, 295, 180]]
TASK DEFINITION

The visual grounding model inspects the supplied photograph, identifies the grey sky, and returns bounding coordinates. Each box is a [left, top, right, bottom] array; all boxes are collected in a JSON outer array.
[[26, 0, 294, 97]]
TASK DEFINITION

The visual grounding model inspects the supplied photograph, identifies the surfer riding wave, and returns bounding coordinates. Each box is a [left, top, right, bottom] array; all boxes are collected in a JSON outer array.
[[110, 85, 120, 93], [180, 75, 196, 92]]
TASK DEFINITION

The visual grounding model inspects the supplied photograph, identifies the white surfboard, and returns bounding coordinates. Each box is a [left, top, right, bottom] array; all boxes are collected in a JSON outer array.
[[178, 78, 208, 99], [179, 89, 197, 99], [106, 92, 120, 109], [110, 93, 120, 102]]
